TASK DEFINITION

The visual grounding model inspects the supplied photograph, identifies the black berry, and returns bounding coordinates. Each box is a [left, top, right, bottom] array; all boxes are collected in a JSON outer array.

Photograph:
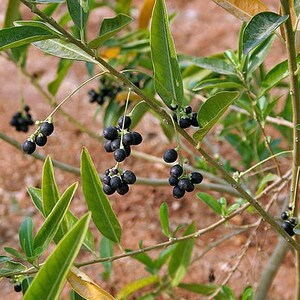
[[23, 140, 36, 154], [131, 131, 143, 145], [191, 112, 199, 127], [173, 186, 185, 199], [122, 170, 136, 184], [123, 133, 134, 146], [186, 181, 195, 192], [110, 176, 122, 189], [185, 106, 192, 114], [103, 126, 119, 141], [281, 211, 289, 220], [173, 113, 178, 123], [14, 284, 22, 293], [169, 176, 179, 186], [35, 134, 47, 147], [104, 140, 113, 153], [163, 149, 178, 163], [281, 220, 295, 236], [103, 175, 111, 185], [118, 116, 131, 130], [124, 145, 131, 157], [103, 184, 115, 195], [178, 178, 191, 191], [40, 122, 54, 136], [170, 164, 183, 178], [111, 138, 121, 151], [114, 148, 126, 162], [179, 117, 191, 129], [191, 172, 203, 184], [24, 105, 30, 112], [117, 182, 129, 195], [170, 103, 178, 111], [88, 89, 98, 103]]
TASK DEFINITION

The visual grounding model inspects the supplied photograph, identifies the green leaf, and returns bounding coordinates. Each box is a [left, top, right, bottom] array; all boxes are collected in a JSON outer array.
[[150, 0, 184, 106], [243, 12, 288, 55], [33, 38, 95, 62], [88, 14, 132, 49], [48, 59, 73, 95], [100, 237, 114, 279], [193, 78, 243, 91], [3, 0, 20, 28], [131, 252, 155, 273], [0, 261, 27, 277], [293, 223, 300, 234], [295, 0, 300, 16], [34, 182, 78, 252], [257, 173, 278, 195], [21, 277, 34, 295], [187, 57, 237, 75], [0, 256, 12, 264], [117, 275, 159, 300], [14, 20, 62, 36], [66, 0, 89, 30], [241, 286, 254, 300], [19, 217, 34, 258], [4, 247, 26, 260], [81, 147, 122, 243], [23, 213, 91, 300], [27, 187, 44, 213], [193, 91, 239, 141], [197, 192, 222, 215], [168, 223, 196, 286], [28, 0, 65, 3], [0, 26, 56, 51], [178, 283, 217, 295], [159, 202, 170, 237], [154, 245, 176, 270]]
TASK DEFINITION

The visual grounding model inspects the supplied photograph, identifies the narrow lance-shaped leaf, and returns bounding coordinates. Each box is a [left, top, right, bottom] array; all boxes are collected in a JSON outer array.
[[66, 0, 89, 30], [4, 0, 20, 28], [14, 20, 62, 36], [178, 283, 217, 296], [193, 91, 239, 142], [100, 237, 114, 279], [88, 14, 132, 49], [193, 78, 243, 91], [159, 202, 170, 237], [150, 0, 184, 106], [0, 26, 56, 51], [81, 147, 122, 243], [19, 217, 34, 258], [168, 223, 196, 287], [34, 182, 78, 252], [243, 12, 289, 55], [197, 192, 222, 215], [23, 213, 91, 300]]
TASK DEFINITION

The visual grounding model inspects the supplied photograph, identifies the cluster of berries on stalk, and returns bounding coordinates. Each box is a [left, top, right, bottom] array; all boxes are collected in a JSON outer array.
[[22, 120, 54, 154], [280, 210, 297, 236], [172, 105, 199, 129], [163, 148, 203, 199], [102, 115, 142, 195], [10, 105, 34, 132]]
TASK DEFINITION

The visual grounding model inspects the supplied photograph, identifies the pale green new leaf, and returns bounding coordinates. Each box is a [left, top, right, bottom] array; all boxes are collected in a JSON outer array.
[[81, 147, 122, 243], [19, 217, 34, 258], [193, 91, 239, 141], [23, 213, 91, 300], [88, 14, 132, 49], [33, 38, 95, 62], [34, 182, 78, 251], [66, 0, 89, 30], [243, 12, 288, 55], [0, 26, 56, 51], [150, 0, 183, 106]]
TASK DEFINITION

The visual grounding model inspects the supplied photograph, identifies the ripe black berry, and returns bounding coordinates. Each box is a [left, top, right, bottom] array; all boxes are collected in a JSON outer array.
[[191, 112, 199, 127], [170, 164, 183, 178], [173, 186, 185, 199], [163, 149, 178, 163], [178, 178, 191, 191], [186, 182, 195, 192], [103, 175, 111, 185], [114, 148, 126, 162], [117, 182, 129, 195], [179, 117, 191, 129], [122, 170, 136, 184], [104, 140, 113, 153], [24, 105, 30, 112], [281, 220, 295, 236], [173, 113, 178, 123], [170, 103, 178, 111], [191, 172, 203, 184], [40, 121, 54, 136], [88, 89, 98, 103], [281, 211, 289, 220], [10, 107, 34, 132], [118, 116, 131, 130], [124, 145, 131, 157], [103, 184, 115, 195], [169, 176, 178, 186], [110, 176, 122, 189], [35, 134, 47, 147], [185, 106, 192, 114], [23, 140, 36, 154], [111, 138, 121, 151], [14, 284, 22, 293], [123, 133, 134, 146], [103, 126, 119, 141], [131, 131, 143, 145]]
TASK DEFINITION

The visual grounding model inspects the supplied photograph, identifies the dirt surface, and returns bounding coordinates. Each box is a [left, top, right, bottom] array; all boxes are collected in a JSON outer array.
[[0, 1, 295, 299]]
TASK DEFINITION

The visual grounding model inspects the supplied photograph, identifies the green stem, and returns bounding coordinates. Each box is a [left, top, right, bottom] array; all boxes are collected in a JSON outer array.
[[19, 0, 300, 251]]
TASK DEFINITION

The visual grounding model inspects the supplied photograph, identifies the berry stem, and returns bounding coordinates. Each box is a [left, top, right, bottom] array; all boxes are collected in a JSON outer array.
[[119, 88, 131, 150]]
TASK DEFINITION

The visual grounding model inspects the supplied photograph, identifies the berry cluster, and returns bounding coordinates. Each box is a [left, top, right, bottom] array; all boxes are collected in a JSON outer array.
[[103, 116, 142, 163], [10, 105, 34, 132], [281, 211, 297, 236], [163, 149, 203, 199], [172, 105, 199, 129], [103, 168, 136, 196], [22, 121, 54, 154]]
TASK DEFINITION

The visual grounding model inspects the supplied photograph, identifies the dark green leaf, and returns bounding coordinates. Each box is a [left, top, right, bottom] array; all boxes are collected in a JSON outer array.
[[243, 12, 288, 55], [48, 59, 73, 95], [81, 147, 122, 243], [150, 0, 183, 106], [100, 237, 114, 279], [21, 277, 34, 295], [241, 286, 254, 300], [132, 252, 155, 272], [14, 20, 62, 36], [0, 261, 26, 276], [66, 0, 89, 30], [3, 0, 20, 28], [70, 290, 86, 300], [23, 213, 91, 300], [197, 192, 222, 215], [193, 91, 239, 141], [193, 79, 243, 91], [19, 217, 34, 258], [0, 26, 56, 51], [178, 283, 217, 295], [33, 38, 95, 62], [88, 14, 132, 49], [4, 247, 26, 260], [168, 223, 196, 286], [34, 182, 78, 252], [154, 245, 176, 270], [159, 202, 170, 237], [28, 0, 64, 2]]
